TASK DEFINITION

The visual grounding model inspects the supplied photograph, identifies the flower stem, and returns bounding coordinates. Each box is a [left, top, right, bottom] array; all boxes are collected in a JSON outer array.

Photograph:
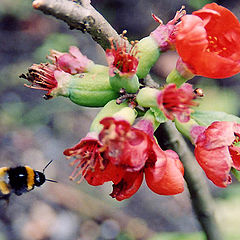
[[156, 121, 223, 240]]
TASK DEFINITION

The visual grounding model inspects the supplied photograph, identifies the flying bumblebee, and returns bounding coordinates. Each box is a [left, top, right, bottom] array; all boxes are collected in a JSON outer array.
[[0, 160, 57, 200]]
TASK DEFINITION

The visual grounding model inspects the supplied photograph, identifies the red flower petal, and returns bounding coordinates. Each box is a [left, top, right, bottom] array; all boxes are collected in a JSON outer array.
[[157, 83, 196, 122], [145, 146, 184, 195], [106, 40, 138, 77], [99, 117, 151, 171], [63, 132, 124, 186], [193, 121, 240, 187], [195, 141, 232, 187], [110, 171, 143, 201]]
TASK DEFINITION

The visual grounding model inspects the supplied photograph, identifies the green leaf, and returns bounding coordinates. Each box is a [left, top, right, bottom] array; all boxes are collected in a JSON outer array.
[[191, 110, 240, 126], [231, 168, 240, 182], [150, 107, 167, 124], [188, 0, 211, 9]]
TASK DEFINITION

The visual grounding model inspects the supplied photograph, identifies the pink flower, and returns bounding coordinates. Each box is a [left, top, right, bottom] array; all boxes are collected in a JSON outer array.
[[48, 46, 93, 74], [191, 121, 240, 187], [157, 83, 197, 122], [150, 7, 186, 51]]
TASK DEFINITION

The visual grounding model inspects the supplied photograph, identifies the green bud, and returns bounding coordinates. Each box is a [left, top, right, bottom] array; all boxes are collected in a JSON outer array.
[[52, 70, 118, 107], [136, 87, 159, 108], [142, 109, 161, 131], [90, 100, 136, 132], [113, 107, 137, 124], [87, 64, 109, 74], [135, 36, 161, 79], [166, 69, 189, 87], [109, 74, 140, 93], [174, 118, 198, 140]]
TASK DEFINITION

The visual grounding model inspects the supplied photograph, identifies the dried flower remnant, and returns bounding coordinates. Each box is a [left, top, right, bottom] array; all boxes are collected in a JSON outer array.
[[20, 63, 58, 97]]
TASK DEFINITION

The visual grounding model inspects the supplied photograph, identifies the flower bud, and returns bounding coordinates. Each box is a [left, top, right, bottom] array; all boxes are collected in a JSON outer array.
[[135, 36, 161, 79], [166, 58, 195, 86], [136, 87, 159, 108], [135, 8, 186, 79], [21, 63, 118, 107], [90, 100, 136, 132]]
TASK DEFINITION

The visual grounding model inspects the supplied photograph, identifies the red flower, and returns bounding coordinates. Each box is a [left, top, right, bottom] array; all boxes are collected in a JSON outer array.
[[20, 63, 59, 96], [63, 132, 124, 186], [191, 121, 240, 187], [48, 46, 93, 74], [157, 83, 197, 122], [106, 39, 138, 77], [99, 117, 151, 171], [64, 118, 185, 200], [176, 3, 240, 78], [145, 142, 184, 195], [99, 118, 184, 200]]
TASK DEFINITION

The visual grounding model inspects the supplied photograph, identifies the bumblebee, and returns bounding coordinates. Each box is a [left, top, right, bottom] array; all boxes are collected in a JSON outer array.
[[0, 160, 56, 200]]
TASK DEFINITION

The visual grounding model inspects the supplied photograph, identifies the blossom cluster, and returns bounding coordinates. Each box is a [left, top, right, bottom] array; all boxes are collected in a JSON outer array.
[[21, 3, 240, 200]]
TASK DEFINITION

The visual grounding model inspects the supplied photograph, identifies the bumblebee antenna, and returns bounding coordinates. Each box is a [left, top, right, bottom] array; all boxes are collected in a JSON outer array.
[[42, 160, 54, 173], [46, 179, 58, 183]]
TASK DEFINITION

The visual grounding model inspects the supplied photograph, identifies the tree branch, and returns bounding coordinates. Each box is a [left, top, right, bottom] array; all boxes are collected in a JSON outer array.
[[157, 122, 223, 240], [32, 1, 223, 239], [32, 0, 123, 50]]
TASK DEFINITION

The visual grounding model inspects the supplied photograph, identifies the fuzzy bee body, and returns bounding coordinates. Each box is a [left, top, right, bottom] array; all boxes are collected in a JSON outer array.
[[0, 165, 47, 200]]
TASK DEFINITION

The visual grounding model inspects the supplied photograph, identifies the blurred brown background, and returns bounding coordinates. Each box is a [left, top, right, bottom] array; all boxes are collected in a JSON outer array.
[[0, 0, 240, 240]]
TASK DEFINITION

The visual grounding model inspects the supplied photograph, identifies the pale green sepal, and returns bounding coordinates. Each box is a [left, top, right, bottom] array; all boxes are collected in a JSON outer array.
[[136, 87, 159, 108], [166, 69, 190, 87], [149, 107, 167, 124], [135, 36, 161, 79], [191, 110, 240, 126], [174, 118, 198, 140], [87, 64, 109, 74], [90, 100, 128, 132], [109, 74, 140, 93], [51, 71, 71, 97], [68, 72, 118, 107], [231, 168, 240, 182], [113, 107, 137, 125], [143, 109, 161, 131]]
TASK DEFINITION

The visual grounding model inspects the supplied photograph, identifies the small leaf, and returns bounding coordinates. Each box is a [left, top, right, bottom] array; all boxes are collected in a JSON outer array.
[[150, 107, 167, 124], [191, 110, 240, 126], [231, 168, 240, 182]]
